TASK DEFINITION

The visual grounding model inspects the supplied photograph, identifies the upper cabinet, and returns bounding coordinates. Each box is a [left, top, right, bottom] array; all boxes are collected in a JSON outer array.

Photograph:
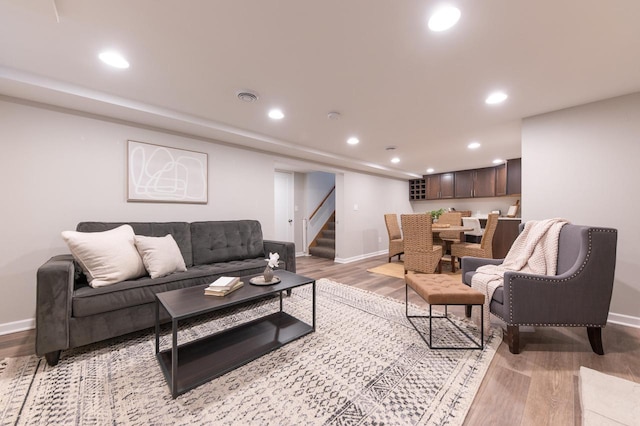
[[410, 158, 521, 200], [455, 168, 495, 198], [474, 167, 496, 197], [426, 173, 454, 199], [496, 158, 522, 196], [506, 158, 521, 195]]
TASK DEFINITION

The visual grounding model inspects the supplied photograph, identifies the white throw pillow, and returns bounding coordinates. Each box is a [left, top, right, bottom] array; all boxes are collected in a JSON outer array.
[[134, 234, 187, 279], [61, 224, 146, 288]]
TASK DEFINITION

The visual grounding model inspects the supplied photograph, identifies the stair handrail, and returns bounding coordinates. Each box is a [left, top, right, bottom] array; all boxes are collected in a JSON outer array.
[[306, 186, 336, 254], [309, 186, 335, 221]]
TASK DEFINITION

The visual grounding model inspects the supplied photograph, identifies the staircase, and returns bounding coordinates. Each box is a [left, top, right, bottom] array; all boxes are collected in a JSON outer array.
[[309, 218, 335, 260]]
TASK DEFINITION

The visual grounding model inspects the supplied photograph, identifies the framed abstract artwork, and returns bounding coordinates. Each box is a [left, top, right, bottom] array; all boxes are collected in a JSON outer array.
[[127, 140, 208, 204]]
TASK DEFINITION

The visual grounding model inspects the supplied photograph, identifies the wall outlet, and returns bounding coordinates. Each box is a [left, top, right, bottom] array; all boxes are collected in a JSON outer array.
[[378, 236, 382, 243], [353, 204, 359, 211]]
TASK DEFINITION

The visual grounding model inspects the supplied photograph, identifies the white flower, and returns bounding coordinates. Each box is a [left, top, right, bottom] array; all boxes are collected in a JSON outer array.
[[266, 252, 280, 269]]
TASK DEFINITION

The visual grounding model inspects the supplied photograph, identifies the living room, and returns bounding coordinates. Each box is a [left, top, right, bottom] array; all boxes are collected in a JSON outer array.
[[1, 1, 639, 424]]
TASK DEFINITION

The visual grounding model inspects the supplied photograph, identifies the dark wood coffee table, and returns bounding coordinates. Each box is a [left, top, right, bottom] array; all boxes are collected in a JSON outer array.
[[154, 270, 315, 398]]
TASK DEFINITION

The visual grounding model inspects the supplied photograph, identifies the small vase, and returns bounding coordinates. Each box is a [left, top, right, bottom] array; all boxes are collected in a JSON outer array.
[[263, 266, 274, 282]]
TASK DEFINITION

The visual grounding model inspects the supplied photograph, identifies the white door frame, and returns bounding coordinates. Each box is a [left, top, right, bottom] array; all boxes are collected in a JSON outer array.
[[274, 171, 294, 243]]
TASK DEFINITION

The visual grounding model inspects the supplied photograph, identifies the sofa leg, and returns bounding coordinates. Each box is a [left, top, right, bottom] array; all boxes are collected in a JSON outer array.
[[505, 325, 521, 354], [45, 350, 61, 366], [587, 327, 604, 355], [465, 305, 472, 318]]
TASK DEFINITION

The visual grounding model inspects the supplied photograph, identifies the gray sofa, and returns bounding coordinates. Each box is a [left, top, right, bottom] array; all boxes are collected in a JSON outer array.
[[36, 220, 296, 366], [461, 223, 617, 354]]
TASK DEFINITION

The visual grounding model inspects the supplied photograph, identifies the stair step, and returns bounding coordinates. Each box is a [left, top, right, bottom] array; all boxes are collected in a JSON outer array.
[[316, 237, 335, 247], [327, 222, 335, 230], [322, 230, 335, 238], [309, 246, 335, 260]]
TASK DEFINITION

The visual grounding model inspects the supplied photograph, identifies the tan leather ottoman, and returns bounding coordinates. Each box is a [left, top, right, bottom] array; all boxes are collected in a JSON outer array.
[[405, 273, 485, 349]]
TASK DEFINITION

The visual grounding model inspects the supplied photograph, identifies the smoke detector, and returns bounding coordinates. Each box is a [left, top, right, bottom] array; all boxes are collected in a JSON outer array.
[[237, 90, 259, 103], [327, 111, 341, 120], [385, 146, 397, 151]]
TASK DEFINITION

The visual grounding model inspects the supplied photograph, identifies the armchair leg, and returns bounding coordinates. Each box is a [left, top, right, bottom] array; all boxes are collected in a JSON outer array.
[[505, 325, 521, 354], [465, 305, 472, 318], [587, 327, 605, 355], [45, 350, 61, 366]]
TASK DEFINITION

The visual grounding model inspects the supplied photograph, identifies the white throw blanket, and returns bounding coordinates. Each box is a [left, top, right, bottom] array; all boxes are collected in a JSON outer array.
[[471, 218, 569, 337]]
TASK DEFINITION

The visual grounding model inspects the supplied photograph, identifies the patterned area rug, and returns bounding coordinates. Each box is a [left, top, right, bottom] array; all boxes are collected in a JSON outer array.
[[0, 279, 500, 425]]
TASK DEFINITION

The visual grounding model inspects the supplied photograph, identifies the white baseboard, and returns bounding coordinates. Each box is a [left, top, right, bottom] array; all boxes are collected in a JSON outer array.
[[295, 251, 308, 257], [0, 318, 35, 336], [608, 312, 640, 329], [334, 250, 387, 264]]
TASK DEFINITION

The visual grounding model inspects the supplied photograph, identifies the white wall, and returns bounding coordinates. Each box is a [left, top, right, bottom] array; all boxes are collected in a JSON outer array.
[[305, 171, 335, 213], [522, 92, 640, 323], [0, 98, 415, 330], [0, 99, 276, 329], [336, 172, 413, 262]]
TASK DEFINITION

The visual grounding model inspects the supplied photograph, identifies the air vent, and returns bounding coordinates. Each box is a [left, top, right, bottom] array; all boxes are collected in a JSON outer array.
[[237, 90, 259, 103]]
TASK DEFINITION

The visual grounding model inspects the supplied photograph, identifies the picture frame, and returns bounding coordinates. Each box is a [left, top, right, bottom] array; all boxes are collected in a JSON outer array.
[[127, 140, 208, 204], [506, 200, 520, 218]]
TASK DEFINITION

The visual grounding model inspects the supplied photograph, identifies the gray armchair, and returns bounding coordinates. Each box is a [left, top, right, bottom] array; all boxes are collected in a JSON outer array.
[[461, 224, 617, 354]]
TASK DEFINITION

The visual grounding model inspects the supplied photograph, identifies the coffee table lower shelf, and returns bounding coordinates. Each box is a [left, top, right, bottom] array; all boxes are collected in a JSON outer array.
[[157, 311, 313, 398]]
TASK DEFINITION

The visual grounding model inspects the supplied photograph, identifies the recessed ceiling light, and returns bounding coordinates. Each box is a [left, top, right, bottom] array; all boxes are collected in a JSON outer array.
[[98, 51, 129, 69], [391, 157, 400, 164], [492, 159, 505, 164], [426, 168, 435, 173], [268, 109, 284, 120], [347, 137, 359, 145], [468, 142, 481, 149], [428, 6, 461, 32], [485, 91, 508, 105]]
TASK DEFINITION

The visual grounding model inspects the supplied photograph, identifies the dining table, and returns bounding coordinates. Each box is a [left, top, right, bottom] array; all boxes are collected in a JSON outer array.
[[431, 225, 473, 272]]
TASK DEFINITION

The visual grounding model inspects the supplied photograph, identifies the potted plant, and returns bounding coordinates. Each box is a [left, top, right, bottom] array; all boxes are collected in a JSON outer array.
[[429, 208, 445, 221]]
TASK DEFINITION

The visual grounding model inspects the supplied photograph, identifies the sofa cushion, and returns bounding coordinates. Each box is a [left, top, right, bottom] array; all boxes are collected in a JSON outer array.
[[134, 234, 187, 278], [190, 220, 265, 265], [62, 224, 146, 288], [71, 258, 268, 317], [76, 222, 193, 267]]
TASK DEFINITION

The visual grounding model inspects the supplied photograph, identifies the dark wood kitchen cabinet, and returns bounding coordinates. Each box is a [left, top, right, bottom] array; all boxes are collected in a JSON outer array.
[[410, 158, 521, 201], [426, 173, 454, 199], [455, 168, 495, 198], [496, 158, 522, 196]]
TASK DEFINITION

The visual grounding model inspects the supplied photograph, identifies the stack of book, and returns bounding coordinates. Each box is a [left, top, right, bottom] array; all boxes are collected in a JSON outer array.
[[204, 276, 244, 296]]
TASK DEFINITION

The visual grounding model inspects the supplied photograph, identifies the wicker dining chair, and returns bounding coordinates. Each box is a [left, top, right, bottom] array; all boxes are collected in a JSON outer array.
[[451, 213, 499, 267], [435, 211, 463, 246], [401, 214, 443, 274], [384, 213, 404, 262]]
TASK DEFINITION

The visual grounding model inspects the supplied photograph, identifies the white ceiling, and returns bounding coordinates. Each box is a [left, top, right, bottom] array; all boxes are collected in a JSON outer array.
[[2, 0, 640, 179]]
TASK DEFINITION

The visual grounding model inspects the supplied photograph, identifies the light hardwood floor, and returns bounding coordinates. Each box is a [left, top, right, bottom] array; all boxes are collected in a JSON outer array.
[[2, 254, 638, 425]]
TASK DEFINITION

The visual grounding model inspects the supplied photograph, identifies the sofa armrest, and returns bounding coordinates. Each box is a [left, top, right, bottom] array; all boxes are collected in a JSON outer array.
[[36, 254, 75, 356], [264, 240, 296, 273], [503, 266, 614, 327]]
